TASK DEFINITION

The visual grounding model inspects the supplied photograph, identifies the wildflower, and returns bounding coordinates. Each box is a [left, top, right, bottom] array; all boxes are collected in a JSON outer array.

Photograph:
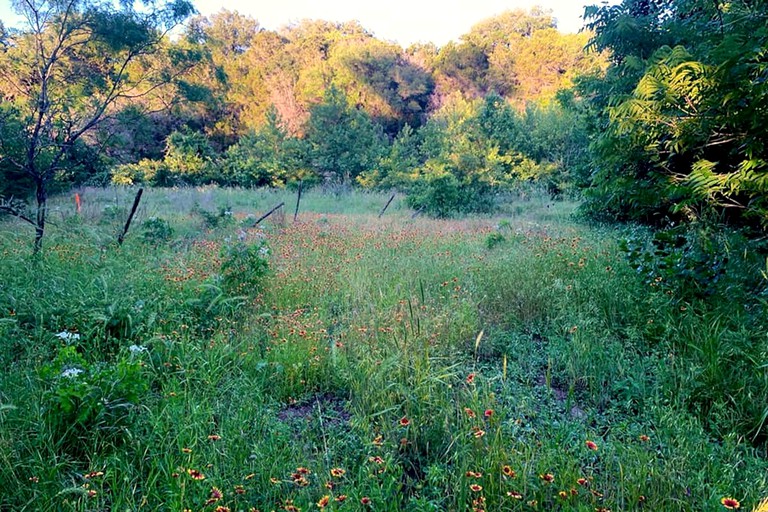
[[187, 468, 205, 480], [361, 496, 371, 505], [466, 373, 476, 384], [295, 467, 311, 475], [29, 476, 39, 483], [293, 477, 309, 487], [591, 490, 604, 498], [571, 488, 579, 496], [335, 495, 347, 502], [595, 508, 611, 512], [208, 434, 221, 441], [502, 465, 516, 477], [325, 481, 335, 490], [577, 478, 589, 486], [244, 473, 255, 480], [507, 491, 523, 499], [270, 477, 280, 484], [559, 491, 568, 499], [639, 434, 650, 442], [464, 407, 476, 418], [330, 468, 345, 477], [399, 416, 410, 427], [372, 435, 384, 446], [317, 495, 330, 508], [484, 409, 493, 418], [586, 440, 598, 451], [205, 486, 224, 505], [473, 429, 486, 438], [234, 485, 245, 494], [465, 471, 482, 478], [469, 484, 483, 492], [56, 330, 80, 342], [84, 471, 104, 479], [540, 473, 554, 483], [128, 344, 147, 354], [527, 500, 538, 508], [214, 507, 231, 512], [87, 489, 97, 498], [721, 497, 741, 509], [60, 367, 84, 379], [182, 448, 192, 453]]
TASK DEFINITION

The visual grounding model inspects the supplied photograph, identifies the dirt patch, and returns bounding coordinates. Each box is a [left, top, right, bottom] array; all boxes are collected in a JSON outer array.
[[277, 393, 351, 427]]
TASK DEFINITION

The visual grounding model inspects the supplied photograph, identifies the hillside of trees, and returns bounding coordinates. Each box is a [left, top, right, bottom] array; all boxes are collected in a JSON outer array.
[[1, 0, 767, 237]]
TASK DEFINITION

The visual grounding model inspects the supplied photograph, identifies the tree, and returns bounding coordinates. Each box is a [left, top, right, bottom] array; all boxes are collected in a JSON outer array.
[[304, 87, 386, 184], [580, 0, 768, 227], [0, 0, 195, 252]]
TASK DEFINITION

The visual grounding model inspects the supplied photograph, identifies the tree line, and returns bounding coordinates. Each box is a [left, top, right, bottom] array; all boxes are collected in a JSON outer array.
[[1, 0, 768, 248]]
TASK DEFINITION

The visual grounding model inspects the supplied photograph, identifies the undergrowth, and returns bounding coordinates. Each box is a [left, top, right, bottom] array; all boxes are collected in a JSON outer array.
[[0, 187, 766, 511]]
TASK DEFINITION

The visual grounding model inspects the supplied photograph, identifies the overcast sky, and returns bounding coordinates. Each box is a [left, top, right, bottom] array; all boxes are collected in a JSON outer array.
[[0, 0, 605, 47]]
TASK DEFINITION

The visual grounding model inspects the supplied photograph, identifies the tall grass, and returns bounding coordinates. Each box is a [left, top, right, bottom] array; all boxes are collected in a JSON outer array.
[[0, 186, 766, 511]]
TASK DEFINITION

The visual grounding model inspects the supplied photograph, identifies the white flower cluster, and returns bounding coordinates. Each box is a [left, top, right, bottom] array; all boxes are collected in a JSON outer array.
[[128, 344, 148, 354], [60, 367, 84, 378], [55, 331, 80, 342]]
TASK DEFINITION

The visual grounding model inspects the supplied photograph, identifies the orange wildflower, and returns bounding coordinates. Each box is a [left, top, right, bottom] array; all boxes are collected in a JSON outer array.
[[187, 468, 205, 480], [317, 495, 330, 508], [586, 440, 598, 451], [721, 497, 741, 509], [469, 484, 483, 492], [540, 473, 554, 483], [399, 416, 410, 427], [502, 465, 516, 478]]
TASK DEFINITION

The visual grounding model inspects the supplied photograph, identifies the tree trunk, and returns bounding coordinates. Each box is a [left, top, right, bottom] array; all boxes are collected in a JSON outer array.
[[33, 178, 46, 254]]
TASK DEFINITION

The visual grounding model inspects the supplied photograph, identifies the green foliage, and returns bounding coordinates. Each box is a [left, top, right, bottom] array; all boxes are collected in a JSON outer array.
[[485, 232, 506, 249], [394, 95, 564, 216], [163, 130, 219, 185], [580, 0, 768, 229], [195, 204, 235, 229], [40, 345, 148, 453], [620, 224, 766, 301], [223, 107, 310, 187], [141, 217, 174, 244], [305, 88, 387, 184], [220, 238, 270, 295]]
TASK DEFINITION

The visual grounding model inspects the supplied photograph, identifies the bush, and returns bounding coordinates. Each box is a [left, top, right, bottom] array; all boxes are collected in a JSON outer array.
[[40, 346, 148, 453], [141, 217, 174, 244], [220, 238, 270, 295]]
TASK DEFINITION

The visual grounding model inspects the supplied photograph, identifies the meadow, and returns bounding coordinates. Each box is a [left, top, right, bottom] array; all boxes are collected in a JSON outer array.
[[0, 186, 766, 511]]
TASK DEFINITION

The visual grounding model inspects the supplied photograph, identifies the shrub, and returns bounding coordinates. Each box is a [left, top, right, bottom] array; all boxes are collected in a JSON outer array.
[[220, 238, 270, 295], [141, 217, 174, 244], [40, 346, 148, 453]]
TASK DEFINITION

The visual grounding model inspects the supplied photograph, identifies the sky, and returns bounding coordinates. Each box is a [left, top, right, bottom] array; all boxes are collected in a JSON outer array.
[[0, 0, 602, 47]]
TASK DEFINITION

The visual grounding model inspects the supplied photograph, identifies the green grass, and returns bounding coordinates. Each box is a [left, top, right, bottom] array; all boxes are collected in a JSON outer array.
[[1, 186, 767, 511]]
